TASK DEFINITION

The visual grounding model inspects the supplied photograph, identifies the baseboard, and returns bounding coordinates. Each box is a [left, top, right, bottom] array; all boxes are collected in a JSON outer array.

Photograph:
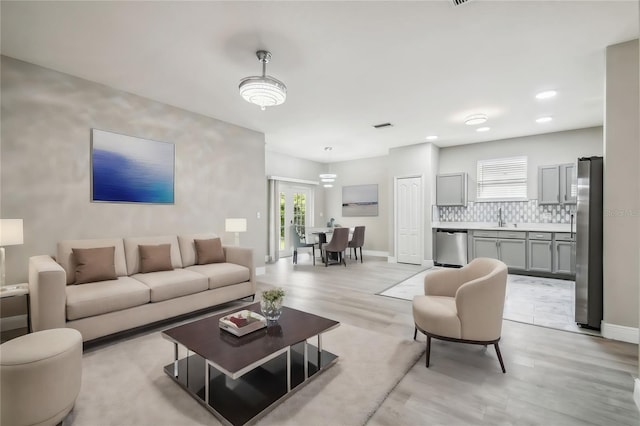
[[362, 250, 388, 258], [634, 378, 640, 412], [387, 256, 397, 263], [256, 266, 266, 276], [0, 314, 28, 332], [601, 321, 639, 343], [422, 259, 434, 268]]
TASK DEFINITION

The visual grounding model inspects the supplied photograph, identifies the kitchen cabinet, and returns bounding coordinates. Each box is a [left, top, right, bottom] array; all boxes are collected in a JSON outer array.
[[553, 233, 575, 274], [436, 173, 467, 206], [472, 230, 527, 270], [538, 163, 576, 205], [528, 232, 553, 272]]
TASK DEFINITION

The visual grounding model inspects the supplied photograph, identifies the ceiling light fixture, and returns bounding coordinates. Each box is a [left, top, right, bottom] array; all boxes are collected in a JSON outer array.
[[535, 90, 557, 99], [320, 147, 337, 188], [239, 50, 287, 110], [464, 114, 488, 126], [536, 116, 553, 123], [426, 135, 438, 141], [476, 127, 491, 132]]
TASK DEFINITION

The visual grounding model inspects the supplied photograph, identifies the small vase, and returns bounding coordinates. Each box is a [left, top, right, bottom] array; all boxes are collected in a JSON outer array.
[[260, 298, 283, 322]]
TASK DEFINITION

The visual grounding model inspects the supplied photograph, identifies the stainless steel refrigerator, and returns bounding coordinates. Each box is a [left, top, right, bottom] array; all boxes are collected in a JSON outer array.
[[575, 156, 603, 329]]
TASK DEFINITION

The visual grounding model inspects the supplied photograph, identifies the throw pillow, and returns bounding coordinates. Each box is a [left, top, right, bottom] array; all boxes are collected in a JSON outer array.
[[139, 244, 174, 273], [194, 238, 225, 265], [72, 246, 117, 284]]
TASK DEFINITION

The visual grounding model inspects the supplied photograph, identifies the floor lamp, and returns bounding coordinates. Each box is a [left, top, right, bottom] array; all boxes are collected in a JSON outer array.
[[225, 218, 247, 246], [0, 219, 24, 287]]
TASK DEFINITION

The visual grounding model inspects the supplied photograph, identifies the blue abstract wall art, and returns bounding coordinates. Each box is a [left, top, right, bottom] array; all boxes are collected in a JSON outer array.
[[91, 129, 175, 204]]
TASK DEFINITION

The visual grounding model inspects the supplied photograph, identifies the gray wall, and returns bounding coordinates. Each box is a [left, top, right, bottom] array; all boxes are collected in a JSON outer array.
[[439, 127, 603, 201], [1, 56, 267, 284], [603, 39, 639, 330], [265, 150, 325, 228], [323, 156, 389, 253]]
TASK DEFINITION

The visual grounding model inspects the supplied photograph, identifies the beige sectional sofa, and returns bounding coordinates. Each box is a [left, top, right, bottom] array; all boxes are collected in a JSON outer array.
[[28, 233, 255, 342]]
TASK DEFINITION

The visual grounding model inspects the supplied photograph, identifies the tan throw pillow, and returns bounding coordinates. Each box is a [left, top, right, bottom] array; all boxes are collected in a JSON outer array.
[[139, 244, 174, 273], [72, 246, 117, 284], [194, 238, 225, 265]]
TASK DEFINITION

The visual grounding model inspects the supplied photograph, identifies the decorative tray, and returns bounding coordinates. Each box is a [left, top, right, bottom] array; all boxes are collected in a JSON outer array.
[[219, 310, 267, 337]]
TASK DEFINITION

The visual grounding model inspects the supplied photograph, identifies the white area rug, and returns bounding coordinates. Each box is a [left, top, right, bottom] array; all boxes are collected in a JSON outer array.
[[379, 269, 594, 335], [65, 322, 424, 426]]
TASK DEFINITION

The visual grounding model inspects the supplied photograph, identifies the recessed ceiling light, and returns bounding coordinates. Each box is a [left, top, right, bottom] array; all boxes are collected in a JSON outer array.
[[476, 127, 490, 132], [426, 135, 438, 141], [536, 116, 553, 123], [464, 114, 488, 126], [536, 90, 557, 99]]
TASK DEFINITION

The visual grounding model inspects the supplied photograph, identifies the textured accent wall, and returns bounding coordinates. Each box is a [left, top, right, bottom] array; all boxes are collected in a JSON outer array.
[[1, 56, 266, 284], [438, 200, 576, 224]]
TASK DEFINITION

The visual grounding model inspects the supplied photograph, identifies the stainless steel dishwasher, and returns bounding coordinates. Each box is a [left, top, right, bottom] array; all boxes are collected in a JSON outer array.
[[435, 229, 468, 266]]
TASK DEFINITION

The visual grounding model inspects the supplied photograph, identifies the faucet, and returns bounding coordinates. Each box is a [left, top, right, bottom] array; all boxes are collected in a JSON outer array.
[[498, 207, 505, 227]]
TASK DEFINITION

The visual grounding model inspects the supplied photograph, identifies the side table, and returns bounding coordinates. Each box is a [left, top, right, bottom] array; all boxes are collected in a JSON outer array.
[[0, 283, 30, 334]]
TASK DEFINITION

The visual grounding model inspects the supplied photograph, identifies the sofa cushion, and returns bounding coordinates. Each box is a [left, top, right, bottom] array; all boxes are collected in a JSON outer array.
[[139, 244, 173, 273], [124, 236, 182, 275], [58, 238, 127, 285], [66, 276, 150, 321], [186, 263, 250, 290], [177, 233, 218, 267], [195, 238, 225, 265], [132, 269, 208, 302], [72, 246, 117, 284]]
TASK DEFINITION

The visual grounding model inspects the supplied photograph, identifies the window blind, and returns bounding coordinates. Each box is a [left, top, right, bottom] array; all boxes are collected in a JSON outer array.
[[477, 156, 528, 200]]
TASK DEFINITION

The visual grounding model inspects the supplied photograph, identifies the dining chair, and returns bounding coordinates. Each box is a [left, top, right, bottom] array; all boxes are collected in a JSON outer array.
[[291, 225, 315, 265], [322, 227, 349, 267], [348, 226, 365, 263]]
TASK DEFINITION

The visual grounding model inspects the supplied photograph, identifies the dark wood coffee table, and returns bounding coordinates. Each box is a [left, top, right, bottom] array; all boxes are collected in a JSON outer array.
[[161, 303, 340, 426]]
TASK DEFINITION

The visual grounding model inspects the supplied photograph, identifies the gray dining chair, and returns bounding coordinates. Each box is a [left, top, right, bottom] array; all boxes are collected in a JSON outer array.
[[348, 226, 365, 263], [291, 225, 315, 265], [323, 227, 349, 267]]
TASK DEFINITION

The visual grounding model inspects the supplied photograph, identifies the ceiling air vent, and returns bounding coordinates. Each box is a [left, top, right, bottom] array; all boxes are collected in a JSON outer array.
[[451, 0, 473, 6], [372, 122, 393, 129]]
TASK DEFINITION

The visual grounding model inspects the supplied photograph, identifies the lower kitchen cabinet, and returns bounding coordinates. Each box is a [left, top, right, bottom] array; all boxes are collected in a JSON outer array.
[[554, 241, 575, 274], [472, 231, 526, 270], [528, 233, 553, 272]]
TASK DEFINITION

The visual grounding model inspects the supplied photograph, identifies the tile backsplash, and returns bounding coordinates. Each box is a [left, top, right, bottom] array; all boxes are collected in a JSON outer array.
[[437, 200, 576, 224]]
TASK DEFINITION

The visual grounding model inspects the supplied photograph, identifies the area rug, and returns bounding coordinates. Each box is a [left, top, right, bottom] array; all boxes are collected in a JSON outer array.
[[378, 269, 596, 335], [65, 323, 424, 426]]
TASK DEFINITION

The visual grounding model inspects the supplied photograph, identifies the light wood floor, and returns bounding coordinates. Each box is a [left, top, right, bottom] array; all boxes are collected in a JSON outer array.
[[258, 254, 640, 426]]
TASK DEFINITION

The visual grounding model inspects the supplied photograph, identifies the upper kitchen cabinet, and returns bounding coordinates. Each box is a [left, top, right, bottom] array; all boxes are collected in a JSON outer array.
[[436, 172, 467, 206], [538, 163, 576, 205]]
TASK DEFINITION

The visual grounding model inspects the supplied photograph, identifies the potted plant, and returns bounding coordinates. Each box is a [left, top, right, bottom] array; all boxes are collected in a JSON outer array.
[[260, 288, 285, 321]]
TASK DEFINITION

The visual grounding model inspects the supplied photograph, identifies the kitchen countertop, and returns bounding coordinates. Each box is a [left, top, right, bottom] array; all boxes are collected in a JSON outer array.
[[432, 222, 572, 233]]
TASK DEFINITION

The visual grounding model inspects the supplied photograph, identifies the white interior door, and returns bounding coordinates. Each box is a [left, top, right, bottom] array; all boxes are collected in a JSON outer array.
[[278, 184, 312, 258], [396, 177, 422, 265]]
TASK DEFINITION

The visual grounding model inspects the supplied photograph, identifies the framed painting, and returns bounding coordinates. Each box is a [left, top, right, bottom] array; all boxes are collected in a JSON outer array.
[[342, 184, 378, 217], [91, 129, 175, 204]]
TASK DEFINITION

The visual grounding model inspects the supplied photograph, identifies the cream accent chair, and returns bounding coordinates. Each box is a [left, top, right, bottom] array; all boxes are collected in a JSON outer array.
[[1, 328, 83, 425], [412, 258, 508, 373]]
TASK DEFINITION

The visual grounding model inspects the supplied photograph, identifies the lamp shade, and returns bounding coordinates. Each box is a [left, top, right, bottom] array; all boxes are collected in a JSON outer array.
[[0, 219, 24, 246], [225, 218, 247, 233]]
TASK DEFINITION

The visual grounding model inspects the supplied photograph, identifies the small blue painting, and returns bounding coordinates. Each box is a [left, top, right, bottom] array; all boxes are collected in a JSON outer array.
[[91, 129, 175, 204]]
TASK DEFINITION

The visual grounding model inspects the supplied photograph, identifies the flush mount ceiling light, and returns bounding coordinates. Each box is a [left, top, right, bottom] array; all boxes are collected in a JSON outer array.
[[239, 50, 287, 110], [476, 127, 491, 132], [464, 114, 488, 126], [536, 90, 557, 99], [536, 116, 553, 123], [320, 147, 337, 187]]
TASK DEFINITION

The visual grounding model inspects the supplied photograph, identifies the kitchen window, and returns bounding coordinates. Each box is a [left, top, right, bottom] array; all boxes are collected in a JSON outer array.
[[476, 156, 528, 200]]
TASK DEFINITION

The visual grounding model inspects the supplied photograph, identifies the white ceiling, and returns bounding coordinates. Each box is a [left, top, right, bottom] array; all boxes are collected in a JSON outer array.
[[1, 1, 638, 163]]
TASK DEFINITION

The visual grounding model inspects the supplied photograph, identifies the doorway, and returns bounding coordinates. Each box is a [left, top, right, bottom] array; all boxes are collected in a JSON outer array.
[[395, 176, 423, 265], [278, 184, 313, 258]]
